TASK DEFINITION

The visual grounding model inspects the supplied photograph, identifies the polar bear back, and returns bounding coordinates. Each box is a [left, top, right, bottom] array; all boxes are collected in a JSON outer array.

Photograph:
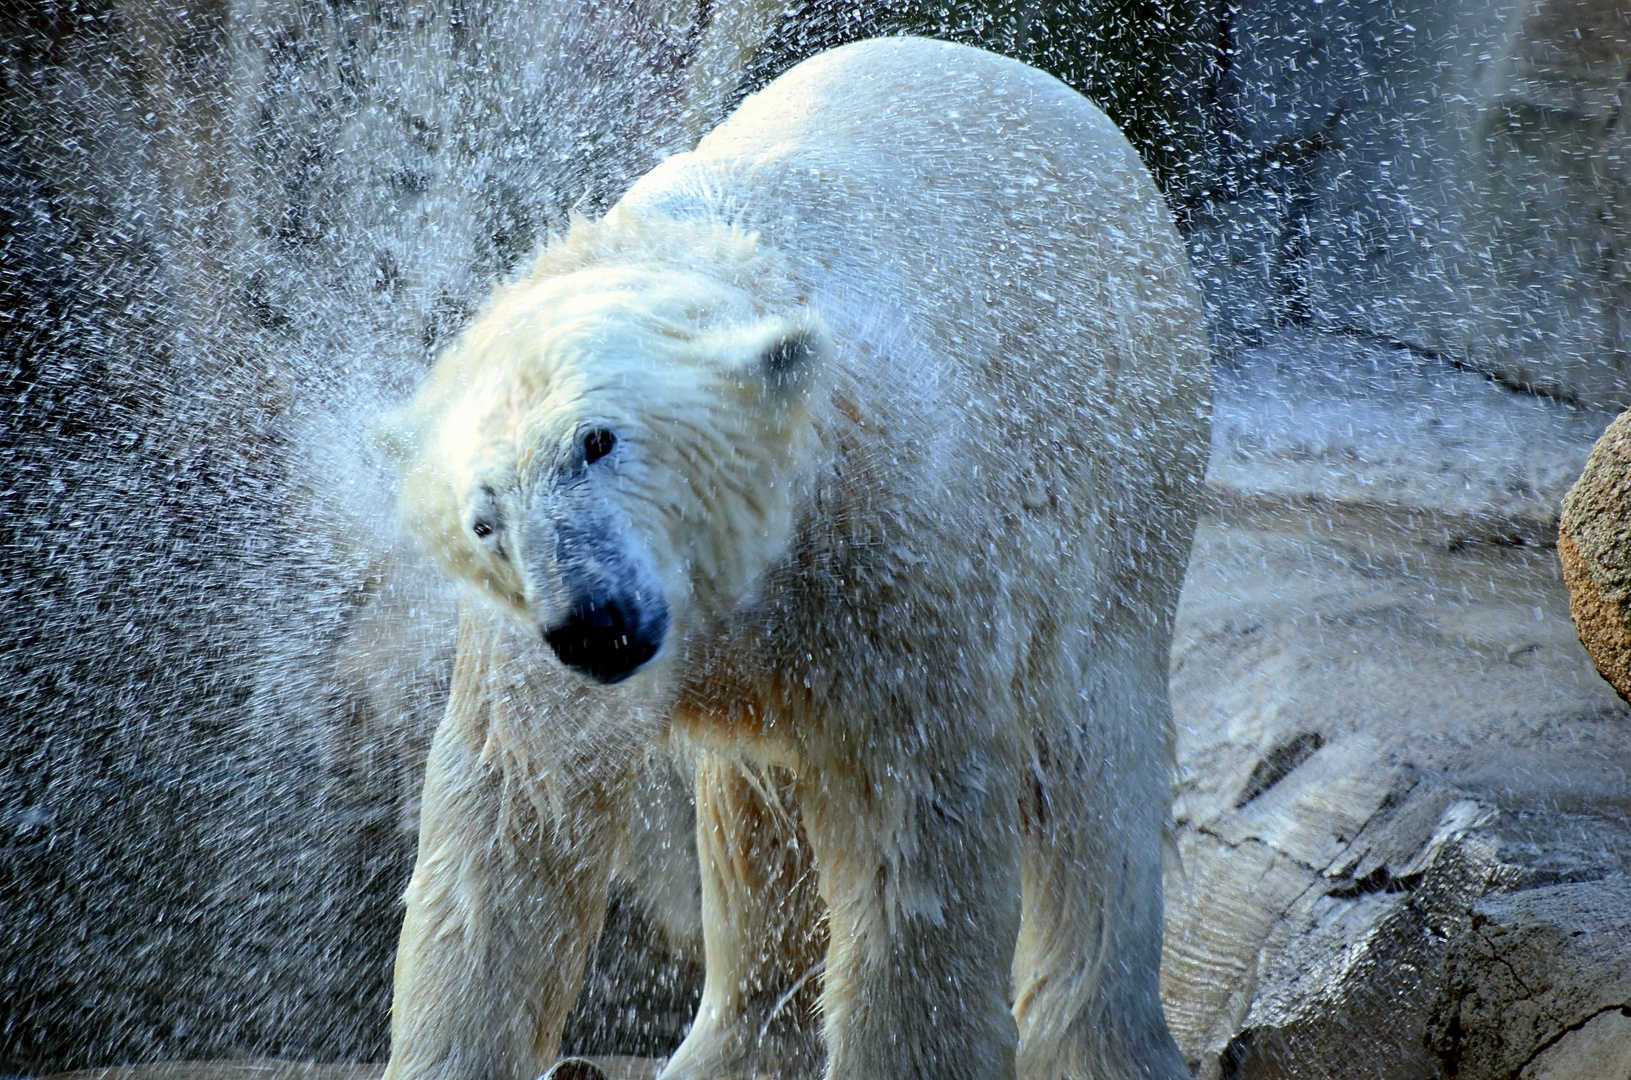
[[622, 37, 1206, 517], [622, 37, 1208, 671], [632, 43, 1198, 389]]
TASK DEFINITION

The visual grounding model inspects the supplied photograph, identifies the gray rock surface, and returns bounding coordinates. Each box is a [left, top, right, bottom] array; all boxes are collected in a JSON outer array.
[[1162, 328, 1631, 1080], [1433, 881, 1631, 1080], [1193, 0, 1631, 408], [1520, 1004, 1631, 1080]]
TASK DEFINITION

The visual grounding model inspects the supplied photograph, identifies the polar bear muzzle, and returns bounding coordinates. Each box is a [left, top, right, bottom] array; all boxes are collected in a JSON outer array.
[[543, 592, 667, 684], [536, 519, 671, 684]]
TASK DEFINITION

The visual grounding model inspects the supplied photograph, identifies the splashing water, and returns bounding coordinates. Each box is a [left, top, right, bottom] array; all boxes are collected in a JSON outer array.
[[7, 1, 1630, 1076]]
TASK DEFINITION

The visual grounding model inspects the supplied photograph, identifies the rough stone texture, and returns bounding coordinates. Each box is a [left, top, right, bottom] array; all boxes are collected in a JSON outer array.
[[1161, 328, 1631, 1080], [1520, 1006, 1631, 1080], [1430, 881, 1631, 1080], [1560, 407, 1631, 701], [1193, 0, 1631, 408]]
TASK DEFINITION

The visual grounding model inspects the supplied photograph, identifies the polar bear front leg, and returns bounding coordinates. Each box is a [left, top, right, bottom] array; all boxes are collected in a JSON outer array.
[[802, 758, 1023, 1080], [384, 612, 630, 1080], [661, 754, 826, 1080]]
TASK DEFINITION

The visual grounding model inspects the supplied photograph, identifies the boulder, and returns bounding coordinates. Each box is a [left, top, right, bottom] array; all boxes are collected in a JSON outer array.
[[1559, 408, 1631, 702]]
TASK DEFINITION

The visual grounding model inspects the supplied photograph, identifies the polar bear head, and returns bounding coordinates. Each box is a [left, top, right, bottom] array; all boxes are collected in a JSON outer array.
[[377, 214, 830, 684]]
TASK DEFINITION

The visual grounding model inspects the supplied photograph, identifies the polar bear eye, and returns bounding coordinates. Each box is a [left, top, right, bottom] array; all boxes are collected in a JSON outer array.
[[471, 518, 495, 539], [581, 428, 617, 464]]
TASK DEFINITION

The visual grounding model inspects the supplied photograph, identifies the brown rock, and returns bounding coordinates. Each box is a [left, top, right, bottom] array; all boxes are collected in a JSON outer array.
[[1559, 409, 1631, 701]]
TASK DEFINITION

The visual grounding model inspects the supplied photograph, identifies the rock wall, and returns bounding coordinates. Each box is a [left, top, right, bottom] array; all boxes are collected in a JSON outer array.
[[1167, 7, 1631, 1066], [1193, 0, 1631, 408]]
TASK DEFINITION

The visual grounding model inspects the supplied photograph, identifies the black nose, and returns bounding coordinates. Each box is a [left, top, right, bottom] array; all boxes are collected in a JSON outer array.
[[543, 596, 666, 684]]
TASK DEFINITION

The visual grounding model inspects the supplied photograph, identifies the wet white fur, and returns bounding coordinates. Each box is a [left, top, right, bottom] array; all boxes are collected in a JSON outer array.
[[380, 37, 1209, 1080]]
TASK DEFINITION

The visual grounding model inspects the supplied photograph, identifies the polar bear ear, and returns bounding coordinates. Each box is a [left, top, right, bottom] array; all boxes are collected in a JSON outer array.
[[720, 312, 832, 394]]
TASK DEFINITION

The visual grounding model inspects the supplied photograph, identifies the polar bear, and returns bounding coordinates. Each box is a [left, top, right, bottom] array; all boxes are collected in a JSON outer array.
[[377, 36, 1209, 1080]]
